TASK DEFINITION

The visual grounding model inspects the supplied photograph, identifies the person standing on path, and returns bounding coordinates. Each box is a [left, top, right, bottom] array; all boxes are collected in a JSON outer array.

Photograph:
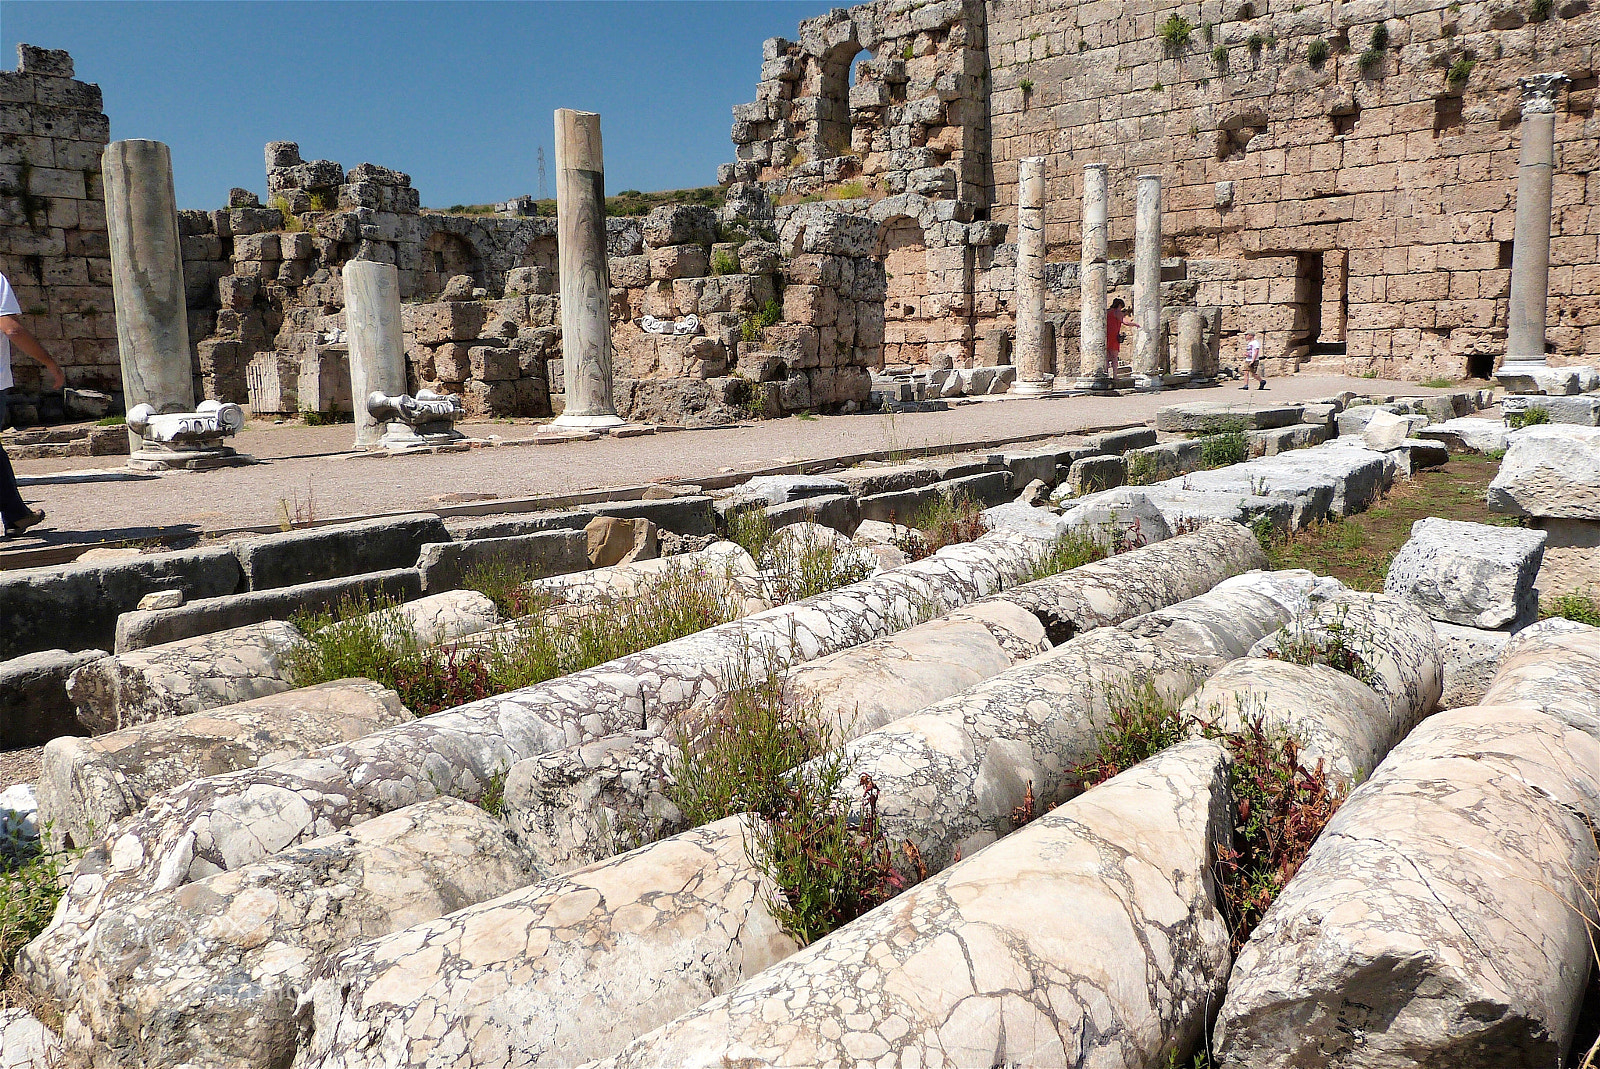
[[1105, 298, 1128, 378], [1240, 332, 1267, 390], [0, 270, 66, 537]]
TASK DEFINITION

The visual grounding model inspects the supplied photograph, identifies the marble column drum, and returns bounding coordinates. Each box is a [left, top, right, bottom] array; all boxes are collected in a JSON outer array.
[[343, 260, 407, 448], [102, 140, 194, 452], [1132, 173, 1163, 389], [1075, 163, 1111, 390], [551, 109, 623, 430], [1009, 157, 1050, 395]]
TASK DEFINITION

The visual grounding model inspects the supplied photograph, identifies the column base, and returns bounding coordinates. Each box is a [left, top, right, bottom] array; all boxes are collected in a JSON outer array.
[[1496, 358, 1580, 395], [1132, 374, 1164, 392], [1007, 378, 1054, 397], [128, 447, 254, 472], [550, 411, 626, 431]]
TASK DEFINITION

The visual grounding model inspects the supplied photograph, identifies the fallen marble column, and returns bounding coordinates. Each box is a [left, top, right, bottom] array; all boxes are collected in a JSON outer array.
[[64, 620, 305, 733], [57, 796, 535, 1069], [316, 588, 499, 648], [1213, 703, 1600, 1067], [838, 569, 1328, 874], [0, 1008, 59, 1069], [1182, 658, 1393, 787], [21, 531, 1051, 1002], [518, 539, 763, 614], [598, 741, 1234, 1068], [1247, 589, 1444, 742], [298, 814, 796, 1069], [36, 678, 412, 850], [1481, 616, 1600, 732]]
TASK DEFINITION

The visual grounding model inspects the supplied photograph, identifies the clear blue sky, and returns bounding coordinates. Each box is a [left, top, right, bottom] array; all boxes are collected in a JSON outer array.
[[0, 1, 836, 210]]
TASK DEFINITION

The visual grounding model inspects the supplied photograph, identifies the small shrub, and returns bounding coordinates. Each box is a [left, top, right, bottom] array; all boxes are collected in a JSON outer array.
[[1368, 21, 1390, 50], [1019, 78, 1035, 92], [308, 190, 336, 212], [896, 493, 989, 560], [1023, 528, 1110, 583], [1152, 81, 1165, 92], [1159, 13, 1195, 54], [1544, 591, 1600, 625], [1446, 55, 1475, 86], [1507, 405, 1550, 430], [831, 179, 868, 200], [268, 195, 303, 232], [1358, 48, 1385, 73], [901, 42, 914, 59], [1247, 32, 1266, 54], [1200, 422, 1249, 468], [475, 766, 509, 817], [730, 507, 875, 604], [1307, 38, 1330, 67], [1, 842, 76, 987], [1266, 602, 1377, 685], [1530, 0, 1553, 19], [1070, 681, 1191, 791], [1212, 44, 1230, 70], [1127, 450, 1160, 485], [301, 408, 354, 426], [710, 250, 739, 276]]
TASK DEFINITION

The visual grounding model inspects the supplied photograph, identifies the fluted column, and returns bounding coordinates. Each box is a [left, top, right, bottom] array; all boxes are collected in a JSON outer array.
[[551, 109, 623, 429], [1500, 73, 1568, 389], [1132, 173, 1163, 390], [1009, 157, 1051, 395], [103, 140, 193, 451], [1075, 163, 1111, 391]]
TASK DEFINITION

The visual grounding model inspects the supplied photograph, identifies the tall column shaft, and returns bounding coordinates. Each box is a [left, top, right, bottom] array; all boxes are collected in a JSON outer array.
[[551, 109, 622, 428], [1506, 113, 1558, 362], [1176, 308, 1205, 378], [344, 260, 406, 448], [1077, 164, 1109, 386], [103, 140, 193, 450], [1132, 174, 1163, 388], [1010, 157, 1050, 395]]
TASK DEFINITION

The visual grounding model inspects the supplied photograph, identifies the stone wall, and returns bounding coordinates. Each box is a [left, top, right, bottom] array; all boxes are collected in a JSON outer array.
[[721, 0, 1600, 381], [0, 45, 116, 401]]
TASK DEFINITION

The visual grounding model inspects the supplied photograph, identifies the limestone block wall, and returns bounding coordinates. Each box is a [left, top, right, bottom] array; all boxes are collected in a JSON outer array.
[[0, 45, 117, 398]]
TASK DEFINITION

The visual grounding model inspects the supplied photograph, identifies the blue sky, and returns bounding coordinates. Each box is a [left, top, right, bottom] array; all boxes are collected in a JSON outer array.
[[1, 1, 837, 209]]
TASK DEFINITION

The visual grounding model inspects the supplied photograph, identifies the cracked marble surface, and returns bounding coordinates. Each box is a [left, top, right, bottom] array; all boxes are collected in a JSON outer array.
[[56, 796, 535, 1069], [296, 815, 796, 1069], [593, 741, 1234, 1069], [1215, 704, 1600, 1068], [1482, 618, 1600, 734]]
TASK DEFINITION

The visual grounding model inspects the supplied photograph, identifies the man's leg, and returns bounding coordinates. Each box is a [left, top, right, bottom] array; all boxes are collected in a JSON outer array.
[[0, 390, 26, 525]]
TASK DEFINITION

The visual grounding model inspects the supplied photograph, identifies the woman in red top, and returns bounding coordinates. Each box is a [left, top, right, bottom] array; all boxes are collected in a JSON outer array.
[[1105, 298, 1127, 377]]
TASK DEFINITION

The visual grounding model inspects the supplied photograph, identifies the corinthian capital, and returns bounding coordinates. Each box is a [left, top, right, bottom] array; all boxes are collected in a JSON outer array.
[[1520, 72, 1569, 116]]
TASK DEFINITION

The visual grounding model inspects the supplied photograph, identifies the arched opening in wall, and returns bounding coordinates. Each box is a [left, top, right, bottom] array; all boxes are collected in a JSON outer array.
[[817, 44, 861, 158], [850, 51, 870, 87], [517, 235, 558, 273], [878, 216, 929, 367], [420, 232, 481, 296]]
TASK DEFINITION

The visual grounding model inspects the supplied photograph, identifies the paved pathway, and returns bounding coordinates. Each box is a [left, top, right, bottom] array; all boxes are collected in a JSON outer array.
[[4, 374, 1454, 548]]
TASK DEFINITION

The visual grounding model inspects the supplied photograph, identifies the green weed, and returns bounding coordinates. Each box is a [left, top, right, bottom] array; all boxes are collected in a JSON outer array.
[[1544, 591, 1600, 626], [1160, 13, 1195, 54], [1507, 405, 1550, 430]]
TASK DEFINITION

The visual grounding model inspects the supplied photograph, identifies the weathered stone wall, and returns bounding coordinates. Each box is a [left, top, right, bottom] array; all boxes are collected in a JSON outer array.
[[0, 45, 116, 400], [722, 0, 1600, 381]]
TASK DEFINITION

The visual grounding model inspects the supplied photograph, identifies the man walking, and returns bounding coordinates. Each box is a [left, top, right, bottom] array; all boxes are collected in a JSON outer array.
[[0, 270, 66, 537]]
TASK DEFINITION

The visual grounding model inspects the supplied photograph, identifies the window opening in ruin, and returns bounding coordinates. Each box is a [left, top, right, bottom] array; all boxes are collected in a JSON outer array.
[[1331, 106, 1360, 136], [421, 232, 482, 295], [1296, 253, 1324, 355], [818, 45, 861, 158], [1432, 95, 1463, 136], [1498, 241, 1514, 269], [1568, 75, 1597, 117], [1468, 351, 1495, 379], [850, 51, 870, 88], [878, 217, 930, 367]]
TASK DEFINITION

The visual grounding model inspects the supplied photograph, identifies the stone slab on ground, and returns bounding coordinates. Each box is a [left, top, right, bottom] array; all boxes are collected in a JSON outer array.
[[1214, 705, 1600, 1068], [598, 742, 1233, 1069], [1393, 436, 1451, 475], [1503, 393, 1600, 426], [113, 568, 422, 653], [415, 530, 588, 595], [229, 513, 451, 590], [761, 492, 861, 535], [1384, 517, 1546, 629], [443, 496, 717, 540], [64, 620, 305, 734], [60, 796, 536, 1069], [1433, 620, 1511, 710], [1248, 422, 1330, 456], [1497, 364, 1587, 395], [1416, 416, 1509, 454], [1156, 401, 1303, 432], [36, 678, 412, 850], [1065, 453, 1127, 496], [0, 647, 105, 748], [1362, 409, 1430, 450], [1336, 402, 1410, 437], [0, 547, 243, 660], [1085, 424, 1159, 451], [1162, 463, 1335, 530], [1488, 424, 1600, 519], [720, 473, 850, 507]]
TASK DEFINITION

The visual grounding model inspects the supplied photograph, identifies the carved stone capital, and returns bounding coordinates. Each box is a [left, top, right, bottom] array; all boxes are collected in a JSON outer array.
[[1520, 72, 1569, 116]]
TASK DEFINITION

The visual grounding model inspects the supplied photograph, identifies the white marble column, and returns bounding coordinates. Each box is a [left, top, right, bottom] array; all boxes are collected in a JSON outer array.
[[1009, 157, 1051, 395], [1500, 73, 1568, 390], [344, 260, 407, 448], [1132, 173, 1163, 390], [550, 109, 623, 430], [1075, 163, 1111, 391], [103, 140, 194, 451], [1176, 307, 1206, 381]]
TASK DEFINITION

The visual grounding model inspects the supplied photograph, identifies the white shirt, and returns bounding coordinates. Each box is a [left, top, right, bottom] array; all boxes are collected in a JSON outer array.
[[0, 273, 19, 391], [1245, 337, 1262, 364]]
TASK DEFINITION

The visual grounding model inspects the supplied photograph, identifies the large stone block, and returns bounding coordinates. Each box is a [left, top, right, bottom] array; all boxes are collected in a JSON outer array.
[[414, 530, 589, 596], [114, 568, 422, 653], [761, 492, 860, 536], [1065, 453, 1126, 496], [36, 679, 412, 850], [1433, 620, 1510, 710], [65, 621, 305, 734], [1384, 517, 1546, 629], [1417, 416, 1509, 454], [1214, 705, 1600, 1068], [1156, 401, 1303, 432], [1502, 393, 1600, 426], [61, 797, 535, 1069], [0, 547, 243, 659], [1488, 424, 1600, 519], [230, 513, 451, 590], [319, 590, 498, 648], [641, 204, 717, 248], [1362, 409, 1430, 450], [599, 742, 1234, 1068], [0, 647, 105, 748]]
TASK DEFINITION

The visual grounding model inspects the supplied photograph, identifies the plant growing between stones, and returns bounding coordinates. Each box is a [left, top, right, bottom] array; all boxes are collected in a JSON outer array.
[[0, 833, 79, 994], [893, 492, 990, 560], [1022, 528, 1110, 582], [1265, 601, 1378, 685], [1530, 0, 1554, 20], [710, 250, 739, 276], [1446, 54, 1476, 86], [1127, 450, 1160, 485], [268, 195, 304, 233], [1212, 45, 1230, 70], [1307, 38, 1330, 67], [1070, 680, 1193, 792], [1247, 32, 1266, 55], [1507, 405, 1550, 430], [1200, 421, 1249, 468], [1159, 13, 1195, 55], [1544, 591, 1600, 626]]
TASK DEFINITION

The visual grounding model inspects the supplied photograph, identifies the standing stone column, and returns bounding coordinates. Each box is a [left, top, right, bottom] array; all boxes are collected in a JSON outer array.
[[1075, 163, 1111, 391], [344, 260, 406, 448], [1176, 308, 1206, 381], [103, 140, 194, 451], [1009, 157, 1051, 395], [1500, 73, 1569, 390], [1132, 173, 1164, 390], [550, 109, 623, 430]]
